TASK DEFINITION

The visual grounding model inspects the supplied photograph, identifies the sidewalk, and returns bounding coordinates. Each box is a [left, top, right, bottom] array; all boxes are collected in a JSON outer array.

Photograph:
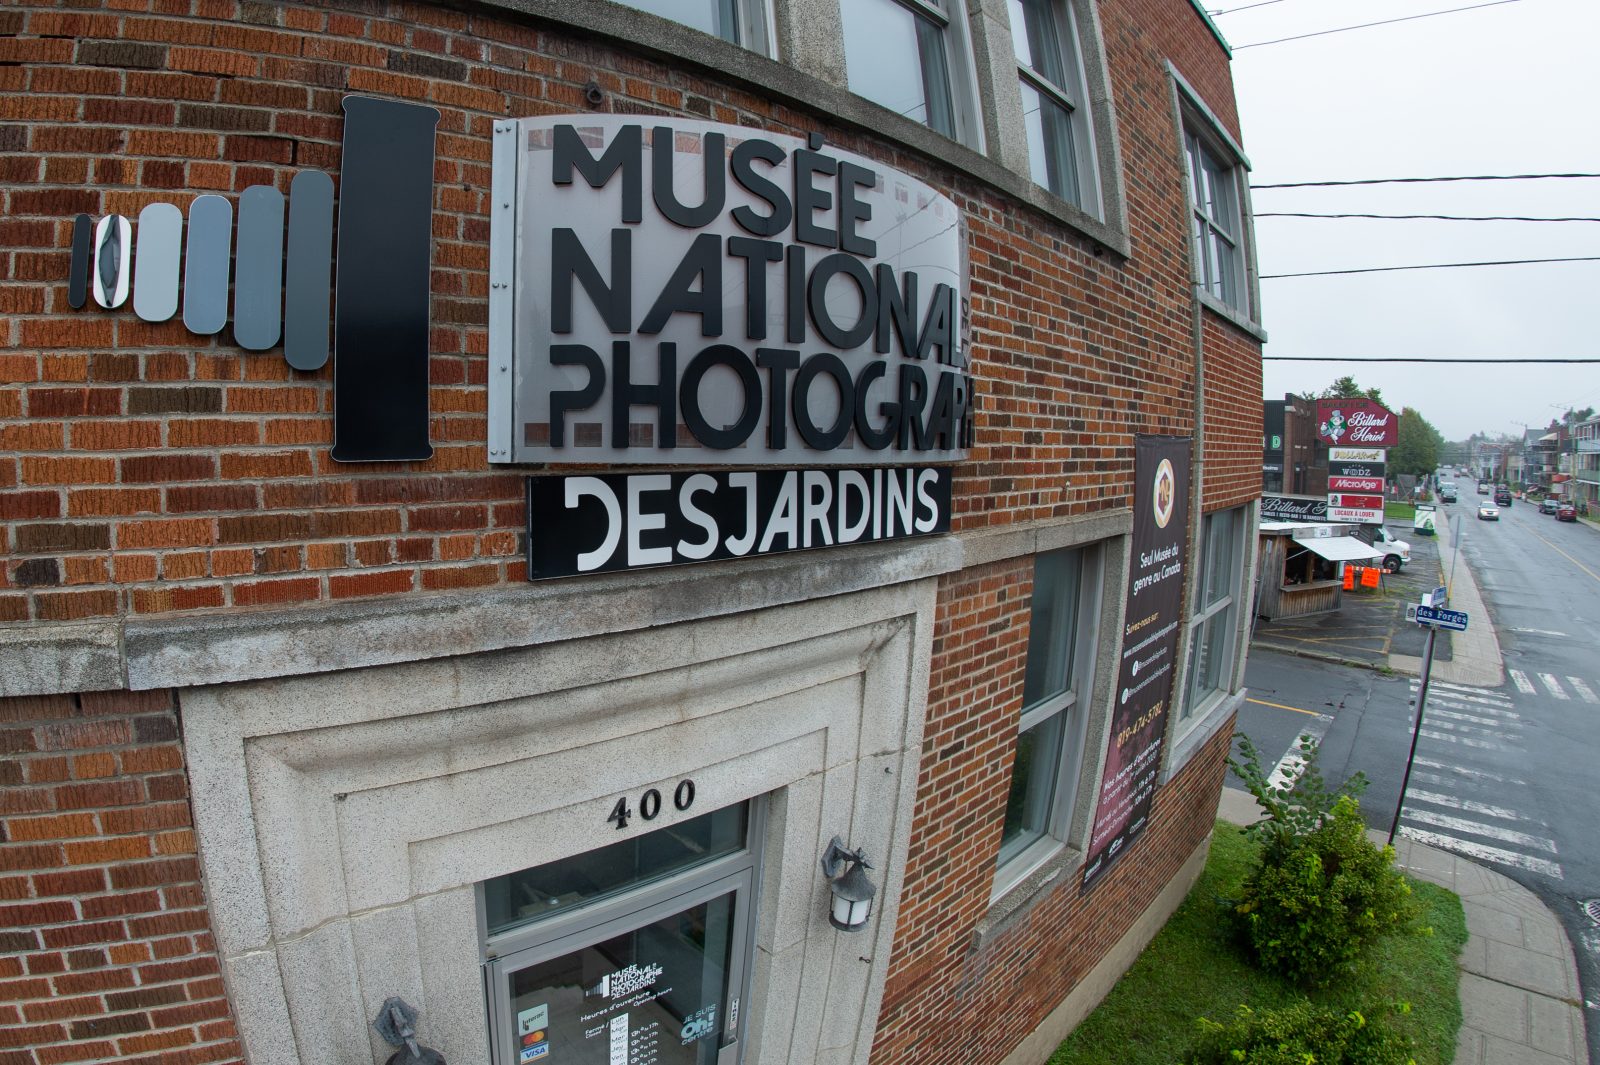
[[1389, 518, 1503, 688], [1218, 787, 1589, 1064]]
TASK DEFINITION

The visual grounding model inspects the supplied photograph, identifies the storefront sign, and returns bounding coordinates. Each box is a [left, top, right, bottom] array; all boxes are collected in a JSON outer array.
[[1328, 446, 1385, 463], [1327, 449, 1386, 524], [1327, 475, 1383, 493], [1316, 400, 1398, 447], [1083, 435, 1191, 892], [489, 116, 973, 466], [526, 466, 951, 580], [1328, 505, 1384, 523], [1262, 495, 1326, 522]]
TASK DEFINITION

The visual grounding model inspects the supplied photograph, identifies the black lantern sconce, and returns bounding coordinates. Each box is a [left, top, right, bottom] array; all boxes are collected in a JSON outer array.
[[373, 997, 446, 1065], [820, 837, 878, 932]]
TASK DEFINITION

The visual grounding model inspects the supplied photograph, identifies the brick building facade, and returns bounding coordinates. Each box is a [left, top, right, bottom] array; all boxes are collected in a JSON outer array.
[[0, 2, 1264, 1063]]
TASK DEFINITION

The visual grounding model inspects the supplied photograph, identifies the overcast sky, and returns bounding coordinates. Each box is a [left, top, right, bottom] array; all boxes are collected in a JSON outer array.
[[1219, 0, 1600, 442]]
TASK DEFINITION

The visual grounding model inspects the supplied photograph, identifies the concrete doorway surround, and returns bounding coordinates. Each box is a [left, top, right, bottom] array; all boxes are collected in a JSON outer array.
[[180, 579, 935, 1065]]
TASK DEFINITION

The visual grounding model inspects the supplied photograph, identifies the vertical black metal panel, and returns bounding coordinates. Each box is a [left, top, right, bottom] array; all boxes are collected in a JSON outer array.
[[234, 185, 285, 351], [331, 95, 439, 462], [284, 170, 335, 372], [68, 214, 91, 310], [183, 194, 233, 336], [133, 202, 182, 323]]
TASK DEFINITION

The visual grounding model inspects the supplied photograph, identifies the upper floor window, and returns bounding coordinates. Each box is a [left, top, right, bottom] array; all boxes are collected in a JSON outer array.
[[614, 0, 769, 51], [1009, 0, 1098, 213], [1183, 125, 1250, 315], [843, 0, 980, 145]]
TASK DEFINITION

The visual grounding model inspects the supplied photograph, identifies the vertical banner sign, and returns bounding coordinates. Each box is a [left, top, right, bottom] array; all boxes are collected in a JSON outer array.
[[1083, 435, 1192, 892]]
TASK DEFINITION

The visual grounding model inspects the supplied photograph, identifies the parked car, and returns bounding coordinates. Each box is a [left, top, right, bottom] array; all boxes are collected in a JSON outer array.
[[1478, 483, 1490, 495], [1478, 502, 1500, 521], [1356, 524, 1411, 572], [1557, 502, 1578, 522], [1539, 497, 1560, 515]]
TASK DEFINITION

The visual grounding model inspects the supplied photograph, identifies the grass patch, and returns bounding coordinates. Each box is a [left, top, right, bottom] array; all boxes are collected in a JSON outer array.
[[1384, 502, 1416, 520], [1048, 822, 1466, 1065]]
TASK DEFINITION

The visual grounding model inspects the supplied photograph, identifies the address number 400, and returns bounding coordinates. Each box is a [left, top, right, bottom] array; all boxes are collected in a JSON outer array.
[[608, 779, 695, 830]]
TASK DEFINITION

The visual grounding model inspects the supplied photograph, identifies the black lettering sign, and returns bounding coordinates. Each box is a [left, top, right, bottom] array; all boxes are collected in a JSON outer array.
[[527, 467, 952, 580]]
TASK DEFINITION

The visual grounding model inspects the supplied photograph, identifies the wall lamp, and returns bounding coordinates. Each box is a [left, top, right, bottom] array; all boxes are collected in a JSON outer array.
[[820, 837, 878, 932]]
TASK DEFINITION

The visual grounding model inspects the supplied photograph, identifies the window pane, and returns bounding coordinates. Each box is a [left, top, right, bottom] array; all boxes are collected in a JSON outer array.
[[1211, 230, 1238, 305], [1009, 0, 1067, 87], [484, 804, 748, 936], [915, 15, 957, 138], [845, 0, 947, 131], [1000, 711, 1065, 860], [1022, 548, 1083, 709], [1020, 80, 1081, 204], [1204, 509, 1239, 605], [612, 0, 733, 41], [507, 891, 735, 1064]]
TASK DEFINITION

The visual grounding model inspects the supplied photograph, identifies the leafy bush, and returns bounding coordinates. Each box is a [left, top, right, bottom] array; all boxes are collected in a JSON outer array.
[[1228, 732, 1368, 865], [1235, 796, 1420, 986], [1182, 1001, 1417, 1065]]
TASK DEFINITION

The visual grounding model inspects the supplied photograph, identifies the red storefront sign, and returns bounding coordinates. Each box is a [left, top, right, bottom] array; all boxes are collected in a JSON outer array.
[[1316, 398, 1399, 447], [1328, 475, 1384, 493], [1328, 493, 1384, 510]]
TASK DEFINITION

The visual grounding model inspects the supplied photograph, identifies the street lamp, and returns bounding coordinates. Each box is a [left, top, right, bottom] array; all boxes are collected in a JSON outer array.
[[820, 837, 877, 932]]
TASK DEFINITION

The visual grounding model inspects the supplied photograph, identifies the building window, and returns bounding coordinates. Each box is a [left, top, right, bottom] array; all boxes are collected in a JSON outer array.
[[998, 545, 1102, 878], [612, 0, 768, 50], [842, 0, 977, 144], [1183, 125, 1250, 314], [1009, 0, 1098, 212], [1182, 506, 1245, 719]]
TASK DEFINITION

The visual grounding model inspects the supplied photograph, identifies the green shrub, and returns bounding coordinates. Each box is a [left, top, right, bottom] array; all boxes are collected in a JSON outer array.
[[1229, 732, 1368, 865], [1235, 797, 1420, 987], [1182, 1001, 1416, 1065]]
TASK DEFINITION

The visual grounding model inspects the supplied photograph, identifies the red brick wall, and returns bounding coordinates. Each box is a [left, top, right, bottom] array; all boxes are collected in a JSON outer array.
[[0, 690, 242, 1065], [1202, 321, 1265, 512]]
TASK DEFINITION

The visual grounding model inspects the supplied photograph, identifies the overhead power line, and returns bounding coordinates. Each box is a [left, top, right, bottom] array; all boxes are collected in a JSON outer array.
[[1261, 256, 1600, 279], [1233, 0, 1522, 49], [1263, 356, 1600, 364], [1256, 212, 1600, 223], [1253, 173, 1600, 189], [1208, 0, 1292, 15]]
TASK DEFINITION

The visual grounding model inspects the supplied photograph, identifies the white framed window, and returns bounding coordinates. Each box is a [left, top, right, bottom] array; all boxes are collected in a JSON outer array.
[[1009, 0, 1099, 213], [997, 544, 1102, 885], [842, 0, 982, 146], [1183, 124, 1250, 315], [613, 0, 770, 52], [1181, 505, 1245, 720]]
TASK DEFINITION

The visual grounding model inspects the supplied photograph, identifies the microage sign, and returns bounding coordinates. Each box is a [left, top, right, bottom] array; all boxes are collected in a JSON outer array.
[[488, 116, 973, 466]]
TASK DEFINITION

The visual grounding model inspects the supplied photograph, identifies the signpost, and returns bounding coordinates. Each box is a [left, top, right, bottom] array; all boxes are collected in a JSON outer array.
[[1389, 594, 1469, 844]]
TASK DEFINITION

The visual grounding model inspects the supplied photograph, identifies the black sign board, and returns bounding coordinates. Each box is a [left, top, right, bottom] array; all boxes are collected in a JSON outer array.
[[1083, 436, 1191, 891], [1328, 460, 1385, 480], [1261, 495, 1327, 522], [527, 466, 952, 580]]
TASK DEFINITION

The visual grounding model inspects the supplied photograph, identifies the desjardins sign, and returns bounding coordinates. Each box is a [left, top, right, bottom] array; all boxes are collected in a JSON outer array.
[[487, 116, 973, 466]]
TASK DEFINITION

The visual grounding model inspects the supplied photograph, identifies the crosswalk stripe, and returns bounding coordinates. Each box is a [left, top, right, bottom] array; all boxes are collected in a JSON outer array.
[[1400, 808, 1558, 852], [1405, 787, 1526, 821], [1569, 677, 1599, 704], [1426, 707, 1519, 729], [1265, 712, 1334, 792], [1419, 679, 1517, 705], [1510, 669, 1536, 694], [1419, 727, 1500, 750], [1421, 717, 1509, 738], [1412, 757, 1525, 785], [1419, 696, 1521, 720], [1410, 684, 1517, 712], [1398, 826, 1565, 879], [1538, 673, 1570, 699], [1413, 757, 1526, 785]]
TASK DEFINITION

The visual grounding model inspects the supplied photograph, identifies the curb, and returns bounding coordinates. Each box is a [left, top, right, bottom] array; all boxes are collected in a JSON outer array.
[[1247, 638, 1402, 677]]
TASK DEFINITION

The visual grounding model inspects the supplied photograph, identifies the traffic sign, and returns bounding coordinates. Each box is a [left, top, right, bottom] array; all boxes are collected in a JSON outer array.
[[1414, 604, 1468, 631], [1422, 586, 1447, 608]]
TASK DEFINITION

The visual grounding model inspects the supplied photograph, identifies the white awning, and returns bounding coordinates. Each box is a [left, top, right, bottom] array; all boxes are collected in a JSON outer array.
[[1296, 536, 1385, 563]]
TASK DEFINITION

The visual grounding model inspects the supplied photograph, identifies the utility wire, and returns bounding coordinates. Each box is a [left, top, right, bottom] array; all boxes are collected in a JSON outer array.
[[1233, 0, 1521, 49], [1261, 256, 1600, 279], [1254, 173, 1600, 188], [1257, 212, 1600, 223], [1208, 0, 1292, 15], [1263, 356, 1600, 363]]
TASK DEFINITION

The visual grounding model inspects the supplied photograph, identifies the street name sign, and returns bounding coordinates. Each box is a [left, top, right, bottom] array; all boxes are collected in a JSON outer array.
[[1414, 605, 1468, 631]]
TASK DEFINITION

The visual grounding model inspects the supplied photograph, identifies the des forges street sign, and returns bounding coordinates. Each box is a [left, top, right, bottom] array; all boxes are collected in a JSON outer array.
[[1414, 604, 1468, 631]]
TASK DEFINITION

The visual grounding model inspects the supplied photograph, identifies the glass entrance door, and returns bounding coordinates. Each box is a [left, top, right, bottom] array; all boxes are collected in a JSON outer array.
[[481, 802, 760, 1065]]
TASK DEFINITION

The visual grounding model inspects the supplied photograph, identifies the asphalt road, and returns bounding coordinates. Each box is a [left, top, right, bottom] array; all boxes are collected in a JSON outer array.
[[1237, 490, 1600, 1062]]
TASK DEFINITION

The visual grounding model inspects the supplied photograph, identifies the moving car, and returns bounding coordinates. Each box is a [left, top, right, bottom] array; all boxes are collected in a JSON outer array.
[[1478, 483, 1490, 495], [1438, 482, 1458, 503], [1478, 501, 1500, 521], [1557, 502, 1577, 522], [1356, 524, 1411, 572], [1494, 487, 1513, 506], [1539, 497, 1560, 515]]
